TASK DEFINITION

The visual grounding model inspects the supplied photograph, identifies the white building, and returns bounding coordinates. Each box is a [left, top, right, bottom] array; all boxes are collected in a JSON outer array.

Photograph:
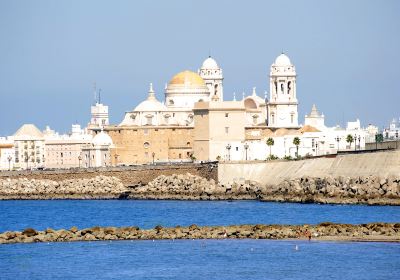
[[0, 138, 14, 171], [89, 102, 109, 129], [267, 53, 298, 128], [383, 118, 400, 140], [44, 124, 93, 169], [12, 124, 45, 170], [81, 130, 113, 167]]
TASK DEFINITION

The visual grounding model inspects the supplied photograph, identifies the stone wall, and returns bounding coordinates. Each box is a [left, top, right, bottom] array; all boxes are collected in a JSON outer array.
[[0, 163, 218, 187], [218, 150, 400, 185], [1, 223, 399, 244]]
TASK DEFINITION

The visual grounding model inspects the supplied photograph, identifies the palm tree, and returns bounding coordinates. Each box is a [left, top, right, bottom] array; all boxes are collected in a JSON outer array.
[[346, 134, 354, 150], [293, 137, 301, 158], [266, 137, 274, 157]]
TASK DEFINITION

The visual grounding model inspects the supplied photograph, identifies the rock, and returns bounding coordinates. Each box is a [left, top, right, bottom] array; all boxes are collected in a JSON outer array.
[[22, 228, 37, 237]]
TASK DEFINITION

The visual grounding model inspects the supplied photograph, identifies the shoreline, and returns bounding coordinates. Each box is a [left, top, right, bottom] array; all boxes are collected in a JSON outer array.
[[1, 195, 399, 206], [1, 223, 399, 245]]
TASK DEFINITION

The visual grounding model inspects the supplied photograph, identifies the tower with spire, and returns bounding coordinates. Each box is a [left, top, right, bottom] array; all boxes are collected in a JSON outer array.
[[89, 83, 109, 130], [267, 53, 299, 128], [199, 56, 224, 101]]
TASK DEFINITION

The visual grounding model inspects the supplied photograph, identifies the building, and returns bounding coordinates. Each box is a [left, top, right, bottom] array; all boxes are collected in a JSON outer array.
[[267, 53, 299, 128], [12, 124, 45, 170], [383, 118, 400, 140], [0, 138, 14, 171], [44, 124, 93, 169], [81, 130, 113, 167]]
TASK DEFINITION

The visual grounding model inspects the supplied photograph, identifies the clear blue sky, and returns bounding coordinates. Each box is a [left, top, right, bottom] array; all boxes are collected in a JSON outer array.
[[0, 0, 399, 135]]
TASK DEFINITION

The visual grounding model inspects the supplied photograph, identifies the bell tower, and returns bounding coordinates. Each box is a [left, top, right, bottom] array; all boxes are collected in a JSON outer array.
[[267, 53, 298, 127], [199, 56, 224, 101]]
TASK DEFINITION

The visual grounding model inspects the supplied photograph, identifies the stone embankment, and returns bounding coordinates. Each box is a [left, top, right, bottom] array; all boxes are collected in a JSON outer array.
[[260, 176, 400, 205], [0, 176, 126, 199], [1, 223, 399, 244], [128, 173, 400, 205], [128, 173, 261, 200], [1, 173, 400, 205]]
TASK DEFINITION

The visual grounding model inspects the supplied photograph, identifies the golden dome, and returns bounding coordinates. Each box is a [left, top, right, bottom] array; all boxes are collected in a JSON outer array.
[[169, 70, 206, 87]]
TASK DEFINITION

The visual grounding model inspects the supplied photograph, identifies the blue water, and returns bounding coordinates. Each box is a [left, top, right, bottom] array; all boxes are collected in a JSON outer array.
[[1, 200, 400, 279], [1, 239, 399, 279], [0, 200, 399, 232]]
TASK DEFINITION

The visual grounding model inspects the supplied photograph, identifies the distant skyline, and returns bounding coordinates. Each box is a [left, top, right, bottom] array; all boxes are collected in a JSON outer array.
[[0, 0, 399, 135]]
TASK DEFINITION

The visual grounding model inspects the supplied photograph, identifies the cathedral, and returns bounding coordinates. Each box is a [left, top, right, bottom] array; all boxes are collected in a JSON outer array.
[[102, 53, 304, 164]]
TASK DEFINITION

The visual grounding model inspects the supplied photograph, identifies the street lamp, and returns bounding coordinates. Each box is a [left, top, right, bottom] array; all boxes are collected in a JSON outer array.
[[78, 155, 82, 168], [354, 134, 357, 151], [357, 135, 361, 150], [244, 143, 249, 160], [226, 144, 231, 161], [25, 154, 29, 170], [152, 152, 155, 165], [335, 136, 340, 152], [315, 143, 319, 156], [7, 155, 12, 171], [114, 154, 119, 166]]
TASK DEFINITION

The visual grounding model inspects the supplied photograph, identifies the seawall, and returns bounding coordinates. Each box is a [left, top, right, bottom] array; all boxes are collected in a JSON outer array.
[[218, 150, 400, 185]]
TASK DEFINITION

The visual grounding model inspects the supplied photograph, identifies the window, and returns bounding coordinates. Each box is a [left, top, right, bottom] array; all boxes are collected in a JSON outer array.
[[144, 142, 150, 149], [235, 147, 238, 151], [225, 113, 229, 117], [225, 127, 229, 134], [291, 114, 294, 124], [146, 116, 153, 125]]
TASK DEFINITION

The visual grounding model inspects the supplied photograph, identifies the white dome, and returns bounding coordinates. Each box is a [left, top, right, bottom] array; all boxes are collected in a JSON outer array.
[[92, 131, 113, 146], [134, 83, 167, 112], [201, 56, 219, 69], [274, 53, 291, 66], [134, 99, 166, 112]]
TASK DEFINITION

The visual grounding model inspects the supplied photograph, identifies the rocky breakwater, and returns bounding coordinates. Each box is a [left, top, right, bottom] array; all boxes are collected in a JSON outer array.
[[1, 222, 399, 244], [129, 173, 400, 205], [260, 176, 400, 205], [0, 175, 128, 199], [128, 173, 262, 200]]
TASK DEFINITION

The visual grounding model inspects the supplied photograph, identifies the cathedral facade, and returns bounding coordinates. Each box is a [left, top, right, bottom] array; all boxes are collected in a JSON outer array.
[[105, 54, 303, 164]]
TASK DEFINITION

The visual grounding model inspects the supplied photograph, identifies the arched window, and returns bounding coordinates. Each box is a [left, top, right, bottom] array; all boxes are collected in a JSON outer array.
[[271, 114, 275, 124], [288, 81, 292, 95], [169, 99, 174, 105], [143, 142, 150, 149], [244, 99, 257, 109]]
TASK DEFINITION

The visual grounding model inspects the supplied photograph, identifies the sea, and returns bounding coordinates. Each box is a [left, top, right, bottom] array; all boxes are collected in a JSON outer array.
[[0, 200, 399, 279]]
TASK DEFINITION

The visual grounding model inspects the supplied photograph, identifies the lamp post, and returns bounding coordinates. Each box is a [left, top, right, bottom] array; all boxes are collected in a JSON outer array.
[[335, 136, 340, 152], [114, 154, 119, 166], [315, 143, 319, 156], [25, 154, 29, 170], [354, 134, 357, 151], [78, 155, 82, 168], [226, 144, 231, 161], [7, 155, 12, 171], [357, 135, 361, 151], [244, 143, 249, 160], [152, 152, 155, 165]]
